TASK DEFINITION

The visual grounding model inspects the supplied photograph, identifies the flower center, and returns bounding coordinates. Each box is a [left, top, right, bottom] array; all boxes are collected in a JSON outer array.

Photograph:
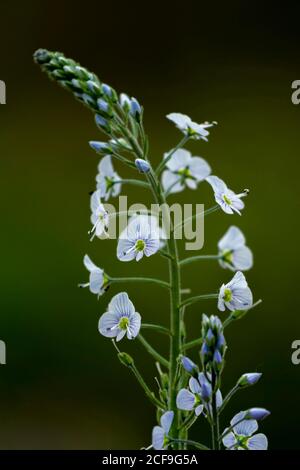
[[235, 434, 249, 449], [118, 316, 129, 330], [222, 250, 233, 264], [178, 167, 191, 178], [223, 194, 232, 205], [223, 288, 232, 302], [105, 176, 114, 191], [135, 239, 146, 252]]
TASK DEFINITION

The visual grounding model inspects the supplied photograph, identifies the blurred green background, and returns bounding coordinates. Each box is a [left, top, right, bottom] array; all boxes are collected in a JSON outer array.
[[1, 0, 299, 449]]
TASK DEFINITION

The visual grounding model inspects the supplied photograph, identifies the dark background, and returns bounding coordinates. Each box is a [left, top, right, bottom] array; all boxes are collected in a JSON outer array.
[[0, 0, 299, 449]]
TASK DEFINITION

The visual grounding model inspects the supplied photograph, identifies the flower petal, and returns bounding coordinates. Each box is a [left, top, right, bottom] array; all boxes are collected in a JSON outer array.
[[189, 157, 211, 181], [98, 155, 114, 177], [218, 226, 245, 252], [162, 170, 184, 194], [98, 312, 119, 338], [160, 411, 174, 434], [231, 411, 258, 436], [127, 312, 141, 338], [89, 270, 104, 294], [232, 246, 253, 271], [152, 426, 165, 450], [108, 292, 135, 317], [206, 175, 228, 195], [83, 254, 98, 273], [189, 377, 201, 395], [222, 431, 237, 449], [166, 149, 191, 171], [176, 389, 196, 411], [247, 433, 268, 450]]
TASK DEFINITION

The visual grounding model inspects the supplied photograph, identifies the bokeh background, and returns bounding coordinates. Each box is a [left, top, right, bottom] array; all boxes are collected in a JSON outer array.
[[1, 0, 299, 449]]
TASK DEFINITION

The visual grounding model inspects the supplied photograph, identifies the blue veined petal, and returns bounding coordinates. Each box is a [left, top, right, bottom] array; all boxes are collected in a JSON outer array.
[[232, 246, 253, 271], [160, 411, 174, 434], [144, 238, 160, 257], [98, 312, 119, 338], [90, 189, 102, 213], [229, 287, 253, 311], [176, 389, 195, 411], [127, 312, 141, 338], [181, 356, 197, 374], [185, 178, 197, 190], [108, 292, 135, 317], [152, 426, 165, 450], [231, 411, 258, 437], [247, 433, 268, 450], [189, 377, 201, 395], [222, 430, 237, 449], [89, 270, 104, 294], [228, 271, 248, 290], [117, 238, 136, 262], [189, 157, 211, 182]]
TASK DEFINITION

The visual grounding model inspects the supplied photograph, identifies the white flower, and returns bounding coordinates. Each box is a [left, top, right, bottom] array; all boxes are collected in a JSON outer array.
[[161, 149, 211, 194], [218, 226, 253, 271], [96, 155, 121, 201], [79, 255, 106, 297], [117, 214, 160, 262], [89, 190, 109, 241], [129, 213, 167, 249], [222, 411, 268, 450], [166, 112, 216, 141], [206, 175, 248, 215], [99, 292, 141, 341], [218, 271, 253, 312]]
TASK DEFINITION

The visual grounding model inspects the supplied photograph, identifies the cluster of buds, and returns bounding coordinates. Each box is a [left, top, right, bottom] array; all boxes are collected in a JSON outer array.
[[34, 49, 143, 138], [200, 314, 226, 374]]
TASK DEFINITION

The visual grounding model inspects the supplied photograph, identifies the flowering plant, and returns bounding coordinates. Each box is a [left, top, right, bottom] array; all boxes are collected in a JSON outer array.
[[34, 49, 269, 450]]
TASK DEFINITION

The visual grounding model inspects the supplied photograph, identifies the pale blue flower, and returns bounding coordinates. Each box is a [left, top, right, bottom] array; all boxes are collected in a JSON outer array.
[[218, 271, 253, 312], [222, 411, 268, 450], [218, 226, 253, 271], [117, 215, 160, 262], [161, 149, 211, 194], [176, 372, 222, 416], [99, 292, 141, 341], [135, 158, 151, 174], [89, 190, 109, 240], [79, 255, 106, 296], [96, 155, 121, 201], [206, 176, 248, 215], [166, 112, 215, 141], [152, 411, 174, 450]]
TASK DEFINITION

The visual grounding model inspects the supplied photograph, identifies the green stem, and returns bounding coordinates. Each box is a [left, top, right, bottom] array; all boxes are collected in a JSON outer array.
[[156, 135, 190, 176], [138, 334, 169, 369], [180, 254, 221, 267], [179, 412, 198, 431], [113, 178, 150, 189], [170, 438, 210, 451], [180, 293, 218, 308], [211, 371, 220, 450], [109, 276, 170, 290], [181, 338, 203, 352], [129, 362, 165, 410], [141, 323, 172, 336], [218, 385, 239, 414]]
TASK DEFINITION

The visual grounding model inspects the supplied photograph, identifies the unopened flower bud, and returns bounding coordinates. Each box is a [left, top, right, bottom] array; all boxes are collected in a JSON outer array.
[[135, 158, 150, 174], [130, 97, 142, 120], [180, 356, 198, 375], [89, 141, 111, 154], [118, 352, 134, 367], [246, 408, 270, 421], [238, 373, 262, 388]]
